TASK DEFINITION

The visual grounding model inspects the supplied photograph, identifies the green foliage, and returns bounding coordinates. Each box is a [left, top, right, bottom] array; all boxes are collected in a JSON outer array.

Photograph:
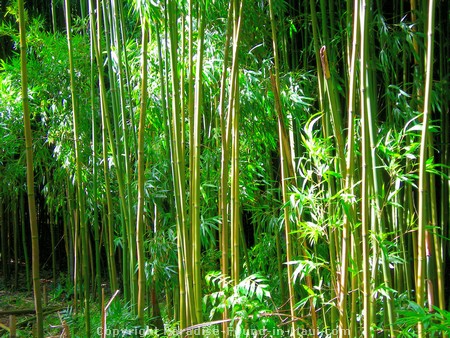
[[248, 232, 279, 276], [105, 300, 140, 336], [60, 298, 161, 338], [1, 0, 449, 336], [144, 227, 178, 283], [396, 302, 450, 337], [203, 272, 280, 337], [0, 16, 91, 188]]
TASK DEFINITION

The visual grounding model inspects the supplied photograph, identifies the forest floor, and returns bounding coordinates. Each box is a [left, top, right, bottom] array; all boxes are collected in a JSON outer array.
[[0, 270, 68, 337]]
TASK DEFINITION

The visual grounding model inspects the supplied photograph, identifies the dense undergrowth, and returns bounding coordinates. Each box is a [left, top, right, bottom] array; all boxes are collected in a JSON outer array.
[[1, 0, 449, 337]]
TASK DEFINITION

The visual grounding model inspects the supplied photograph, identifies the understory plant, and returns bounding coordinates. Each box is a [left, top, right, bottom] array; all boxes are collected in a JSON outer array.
[[396, 302, 450, 337], [202, 272, 281, 338]]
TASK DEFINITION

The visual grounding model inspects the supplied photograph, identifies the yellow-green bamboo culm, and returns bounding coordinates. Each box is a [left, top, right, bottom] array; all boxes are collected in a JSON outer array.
[[18, 0, 43, 335]]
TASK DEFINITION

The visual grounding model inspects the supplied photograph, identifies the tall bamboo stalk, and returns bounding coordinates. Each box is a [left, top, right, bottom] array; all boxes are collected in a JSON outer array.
[[18, 0, 43, 335], [167, 0, 192, 328], [435, 0, 448, 319], [110, 0, 137, 307], [89, 2, 101, 300], [361, 5, 396, 334], [270, 70, 298, 338], [89, 0, 121, 295], [218, 2, 234, 335], [99, 0, 133, 302], [64, 0, 90, 329], [360, 0, 372, 335], [339, 0, 359, 334], [136, 14, 149, 324], [416, 0, 436, 335], [229, 0, 244, 286], [64, 0, 90, 333], [309, 0, 339, 329], [191, 0, 206, 325]]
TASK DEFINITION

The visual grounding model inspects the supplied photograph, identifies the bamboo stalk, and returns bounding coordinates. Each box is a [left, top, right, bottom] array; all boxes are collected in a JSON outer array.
[[109, 0, 138, 308], [87, 4, 102, 299], [360, 1, 372, 335], [309, 1, 339, 330], [339, 0, 359, 334], [167, 0, 191, 328], [13, 192, 19, 289], [90, 0, 121, 295], [417, 0, 436, 335], [64, 0, 90, 333], [18, 0, 43, 335], [229, 0, 244, 287], [20, 193, 31, 291], [100, 0, 132, 302], [191, 0, 206, 325], [270, 72, 298, 338], [218, 2, 235, 335], [136, 13, 149, 324]]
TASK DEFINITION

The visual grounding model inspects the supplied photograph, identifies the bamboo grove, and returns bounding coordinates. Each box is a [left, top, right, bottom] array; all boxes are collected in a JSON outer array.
[[0, 0, 449, 337]]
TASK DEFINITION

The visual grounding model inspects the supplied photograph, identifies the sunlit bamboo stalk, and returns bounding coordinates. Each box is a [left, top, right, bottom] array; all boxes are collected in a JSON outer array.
[[417, 0, 436, 335], [339, 0, 359, 334], [191, 0, 206, 325], [167, 0, 192, 328], [99, 0, 133, 302], [136, 13, 149, 324], [309, 0, 339, 330], [364, 32, 397, 338], [89, 0, 119, 294], [359, 0, 372, 335], [269, 70, 298, 338], [229, 0, 244, 288], [88, 2, 102, 300], [64, 0, 90, 333], [218, 2, 234, 335], [107, 0, 137, 307]]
